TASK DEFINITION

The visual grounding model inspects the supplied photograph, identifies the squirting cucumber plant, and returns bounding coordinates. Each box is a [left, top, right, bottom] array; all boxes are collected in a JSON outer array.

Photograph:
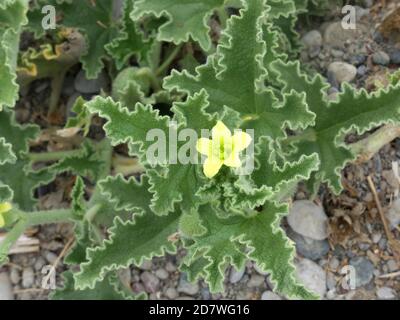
[[0, 0, 399, 300]]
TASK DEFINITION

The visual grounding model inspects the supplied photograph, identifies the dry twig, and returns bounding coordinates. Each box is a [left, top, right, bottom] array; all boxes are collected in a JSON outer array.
[[367, 176, 400, 263]]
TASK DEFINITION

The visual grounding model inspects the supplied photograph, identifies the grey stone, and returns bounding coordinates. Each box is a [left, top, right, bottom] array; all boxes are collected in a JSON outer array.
[[74, 70, 108, 94], [329, 257, 340, 270], [372, 51, 390, 66], [301, 30, 322, 49], [229, 267, 245, 284], [389, 49, 400, 65], [45, 251, 58, 264], [164, 287, 178, 299], [261, 291, 282, 300], [177, 275, 199, 296], [376, 287, 396, 300], [372, 233, 382, 244], [331, 49, 344, 58], [22, 267, 35, 288], [350, 54, 366, 66], [357, 65, 368, 77], [296, 259, 327, 298], [328, 62, 357, 84], [9, 268, 20, 285], [165, 261, 177, 273], [34, 257, 46, 271], [247, 274, 265, 288], [139, 259, 153, 271], [287, 200, 328, 240], [326, 272, 336, 290], [0, 272, 13, 300], [140, 271, 160, 293], [386, 198, 400, 230], [349, 256, 374, 287], [386, 259, 398, 272], [288, 228, 329, 261], [323, 21, 367, 48], [155, 268, 169, 280], [253, 263, 268, 276]]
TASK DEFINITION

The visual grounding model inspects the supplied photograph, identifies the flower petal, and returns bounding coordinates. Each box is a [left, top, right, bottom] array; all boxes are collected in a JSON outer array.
[[224, 152, 242, 168], [203, 157, 223, 178], [212, 121, 232, 141], [232, 131, 252, 152], [196, 138, 212, 156]]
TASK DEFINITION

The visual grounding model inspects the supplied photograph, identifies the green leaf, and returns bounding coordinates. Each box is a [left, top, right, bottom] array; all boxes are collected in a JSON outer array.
[[52, 271, 136, 300], [50, 141, 106, 180], [99, 174, 153, 214], [131, 0, 225, 51], [71, 176, 85, 216], [251, 137, 320, 198], [186, 204, 316, 299], [0, 138, 16, 165], [57, 0, 119, 78], [273, 60, 400, 193], [0, 110, 54, 210], [106, 0, 152, 70], [164, 0, 313, 143], [85, 96, 170, 157], [73, 211, 180, 290], [0, 183, 13, 202], [0, 0, 29, 109]]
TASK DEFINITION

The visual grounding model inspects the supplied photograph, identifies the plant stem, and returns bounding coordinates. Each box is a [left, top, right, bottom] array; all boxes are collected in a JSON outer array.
[[28, 149, 83, 162], [136, 67, 161, 92], [48, 70, 67, 118], [0, 219, 28, 264], [25, 209, 75, 226], [156, 44, 183, 77], [349, 124, 400, 164]]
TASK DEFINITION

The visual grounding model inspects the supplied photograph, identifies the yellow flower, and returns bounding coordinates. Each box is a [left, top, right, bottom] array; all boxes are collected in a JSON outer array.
[[0, 202, 12, 228], [196, 121, 252, 178]]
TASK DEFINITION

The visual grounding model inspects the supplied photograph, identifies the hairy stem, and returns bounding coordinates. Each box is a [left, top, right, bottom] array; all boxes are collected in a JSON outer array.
[[349, 124, 400, 164], [0, 218, 28, 265], [156, 44, 183, 77], [24, 209, 75, 226], [48, 70, 67, 118], [28, 149, 83, 162]]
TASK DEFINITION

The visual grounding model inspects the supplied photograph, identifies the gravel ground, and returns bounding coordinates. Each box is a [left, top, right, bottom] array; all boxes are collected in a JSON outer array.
[[0, 0, 399, 300]]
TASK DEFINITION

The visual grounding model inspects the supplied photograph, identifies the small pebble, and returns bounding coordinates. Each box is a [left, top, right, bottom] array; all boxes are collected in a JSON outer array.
[[22, 267, 35, 289], [177, 275, 199, 296], [349, 256, 374, 288], [288, 200, 328, 240], [301, 30, 322, 49], [155, 268, 169, 280], [376, 287, 396, 300], [74, 70, 108, 94], [140, 271, 160, 293], [164, 287, 179, 299], [139, 259, 153, 271], [328, 62, 357, 84], [9, 268, 21, 285], [389, 49, 400, 65], [372, 51, 390, 66], [229, 267, 245, 284], [386, 260, 398, 272], [247, 274, 265, 288], [0, 272, 13, 300], [261, 291, 282, 300], [296, 259, 327, 298]]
